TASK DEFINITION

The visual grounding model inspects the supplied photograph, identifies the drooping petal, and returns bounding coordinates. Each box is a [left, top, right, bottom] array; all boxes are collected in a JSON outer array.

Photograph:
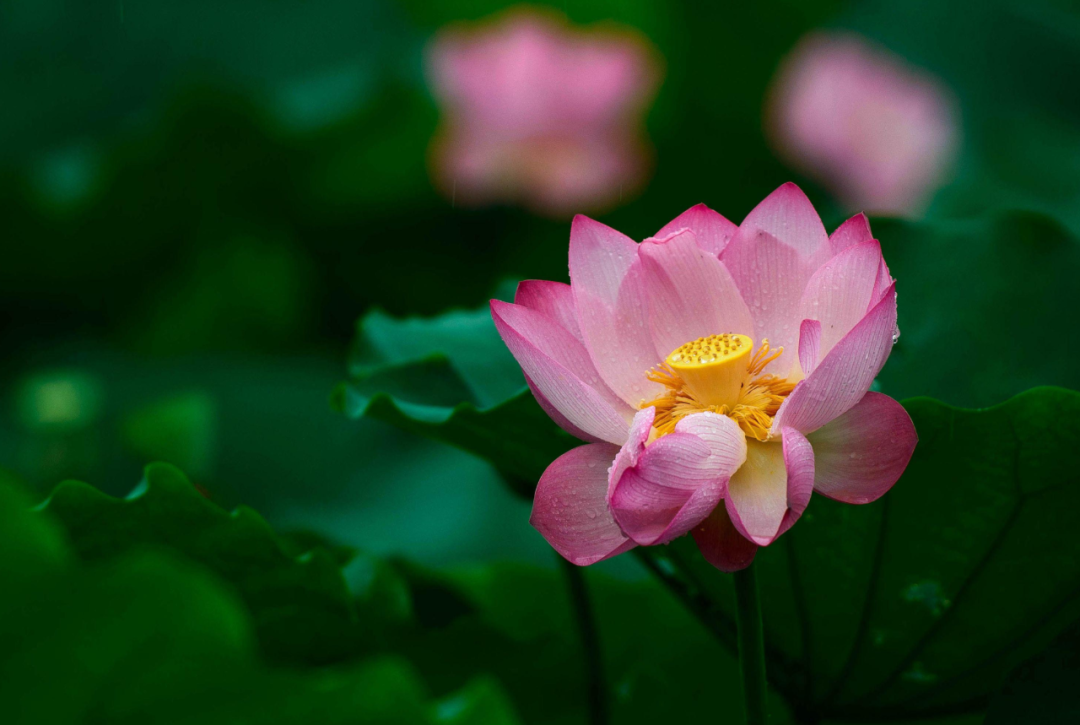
[[808, 392, 917, 504], [570, 216, 662, 405], [771, 283, 898, 435], [654, 203, 738, 257], [798, 241, 884, 358], [531, 443, 636, 566], [609, 412, 746, 546], [721, 228, 813, 376], [829, 213, 874, 257], [799, 319, 822, 377], [639, 229, 754, 356], [692, 503, 758, 572], [515, 280, 583, 341], [492, 300, 631, 445], [725, 433, 815, 546], [738, 182, 830, 263]]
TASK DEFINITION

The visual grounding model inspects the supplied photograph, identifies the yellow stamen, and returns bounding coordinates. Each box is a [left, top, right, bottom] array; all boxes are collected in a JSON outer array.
[[641, 335, 794, 441], [747, 340, 785, 377]]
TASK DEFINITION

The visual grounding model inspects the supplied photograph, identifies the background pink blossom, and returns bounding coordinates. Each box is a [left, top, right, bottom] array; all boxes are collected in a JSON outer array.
[[767, 32, 959, 217], [426, 8, 661, 218]]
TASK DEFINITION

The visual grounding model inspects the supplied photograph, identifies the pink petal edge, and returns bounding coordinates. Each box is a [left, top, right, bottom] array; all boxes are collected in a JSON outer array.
[[771, 282, 898, 435], [515, 280, 583, 342], [808, 391, 917, 504], [569, 214, 639, 305], [829, 213, 874, 257], [654, 203, 738, 257], [739, 182, 830, 263], [525, 374, 606, 444], [797, 240, 884, 359], [531, 443, 636, 566], [492, 300, 631, 445]]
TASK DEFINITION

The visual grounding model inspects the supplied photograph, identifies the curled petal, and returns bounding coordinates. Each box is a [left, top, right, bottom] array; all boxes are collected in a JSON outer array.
[[610, 412, 747, 546], [515, 280, 583, 342], [692, 503, 758, 572], [654, 203, 738, 257], [780, 429, 817, 537], [772, 283, 898, 435], [531, 443, 635, 566], [808, 392, 917, 504], [492, 300, 631, 444], [725, 432, 815, 546], [640, 229, 754, 356], [798, 240, 884, 359], [799, 319, 822, 377], [607, 407, 655, 497]]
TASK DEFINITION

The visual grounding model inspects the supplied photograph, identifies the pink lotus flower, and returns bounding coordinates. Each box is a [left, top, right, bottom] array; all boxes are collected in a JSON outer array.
[[426, 8, 660, 218], [491, 183, 917, 571], [767, 33, 959, 217]]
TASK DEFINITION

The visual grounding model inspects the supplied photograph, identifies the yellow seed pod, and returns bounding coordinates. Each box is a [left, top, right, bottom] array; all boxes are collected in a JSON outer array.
[[665, 333, 753, 408]]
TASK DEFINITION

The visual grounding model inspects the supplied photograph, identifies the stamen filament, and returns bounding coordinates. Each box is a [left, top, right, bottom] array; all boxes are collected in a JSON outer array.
[[641, 336, 794, 442]]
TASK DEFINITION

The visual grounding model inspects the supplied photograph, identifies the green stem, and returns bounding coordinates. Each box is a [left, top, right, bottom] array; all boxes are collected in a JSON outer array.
[[734, 562, 768, 725], [558, 557, 608, 725]]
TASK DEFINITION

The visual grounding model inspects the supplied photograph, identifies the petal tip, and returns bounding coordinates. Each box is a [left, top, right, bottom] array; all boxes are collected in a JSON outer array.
[[489, 298, 513, 317], [570, 213, 602, 231]]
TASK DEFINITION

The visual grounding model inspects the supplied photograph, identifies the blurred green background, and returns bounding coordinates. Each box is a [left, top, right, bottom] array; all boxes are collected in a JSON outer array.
[[3, 1, 1080, 723]]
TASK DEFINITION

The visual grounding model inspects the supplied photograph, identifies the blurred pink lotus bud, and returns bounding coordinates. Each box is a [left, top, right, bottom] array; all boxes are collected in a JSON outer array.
[[768, 33, 959, 217], [426, 8, 661, 218]]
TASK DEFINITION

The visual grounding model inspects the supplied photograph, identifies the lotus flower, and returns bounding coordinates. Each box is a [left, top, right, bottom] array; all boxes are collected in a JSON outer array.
[[767, 32, 958, 217], [426, 8, 660, 218], [491, 183, 917, 571]]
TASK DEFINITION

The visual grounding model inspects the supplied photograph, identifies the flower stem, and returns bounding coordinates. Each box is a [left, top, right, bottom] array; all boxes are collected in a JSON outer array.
[[559, 556, 608, 725], [734, 562, 768, 725]]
